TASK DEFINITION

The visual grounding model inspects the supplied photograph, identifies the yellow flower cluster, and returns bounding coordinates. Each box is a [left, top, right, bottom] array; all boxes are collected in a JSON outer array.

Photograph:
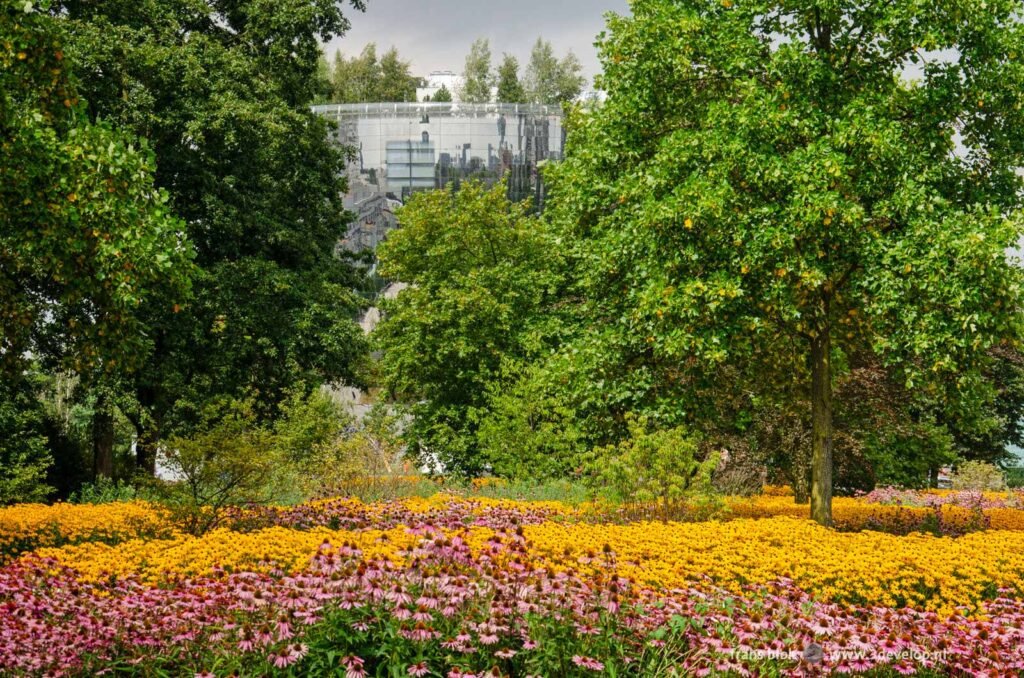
[[398, 493, 573, 516], [0, 501, 172, 562], [35, 526, 419, 584], [760, 485, 794, 497], [519, 517, 1024, 616], [725, 495, 1024, 531]]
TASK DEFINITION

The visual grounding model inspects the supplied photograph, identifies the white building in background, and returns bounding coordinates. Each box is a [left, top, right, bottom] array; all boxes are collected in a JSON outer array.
[[416, 70, 464, 102]]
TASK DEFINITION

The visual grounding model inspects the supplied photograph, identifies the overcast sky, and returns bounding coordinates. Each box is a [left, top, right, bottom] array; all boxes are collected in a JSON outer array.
[[323, 0, 631, 83]]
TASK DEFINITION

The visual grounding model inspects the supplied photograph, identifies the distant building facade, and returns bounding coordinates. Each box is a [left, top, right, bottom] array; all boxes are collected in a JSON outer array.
[[313, 102, 565, 253], [416, 70, 464, 103]]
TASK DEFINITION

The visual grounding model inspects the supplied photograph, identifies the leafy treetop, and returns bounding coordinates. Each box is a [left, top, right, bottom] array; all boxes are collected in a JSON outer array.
[[548, 0, 1024, 525]]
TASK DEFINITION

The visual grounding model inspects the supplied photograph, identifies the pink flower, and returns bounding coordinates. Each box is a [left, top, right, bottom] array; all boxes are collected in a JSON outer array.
[[342, 655, 367, 678], [408, 661, 430, 677], [572, 655, 605, 671]]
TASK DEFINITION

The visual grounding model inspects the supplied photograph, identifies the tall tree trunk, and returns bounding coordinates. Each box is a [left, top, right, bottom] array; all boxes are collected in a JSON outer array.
[[928, 465, 939, 489], [792, 464, 810, 504], [810, 331, 834, 527], [92, 396, 115, 480], [136, 425, 158, 476]]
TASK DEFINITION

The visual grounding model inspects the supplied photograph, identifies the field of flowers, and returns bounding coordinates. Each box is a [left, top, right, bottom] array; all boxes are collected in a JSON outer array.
[[2, 490, 1024, 676]]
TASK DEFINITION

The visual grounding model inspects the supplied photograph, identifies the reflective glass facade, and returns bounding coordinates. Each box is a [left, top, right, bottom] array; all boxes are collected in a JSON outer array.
[[312, 103, 565, 251]]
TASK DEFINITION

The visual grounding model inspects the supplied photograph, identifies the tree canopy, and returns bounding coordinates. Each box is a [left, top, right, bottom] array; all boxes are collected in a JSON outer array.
[[330, 44, 419, 103], [496, 54, 526, 104], [375, 183, 566, 475], [55, 0, 370, 472], [430, 84, 453, 103], [461, 38, 494, 104], [1, 0, 192, 379], [546, 0, 1024, 524], [523, 38, 587, 104]]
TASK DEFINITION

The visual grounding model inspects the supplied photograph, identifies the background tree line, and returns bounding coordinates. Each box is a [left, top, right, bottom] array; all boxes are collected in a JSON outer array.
[[460, 37, 588, 104], [320, 37, 588, 105]]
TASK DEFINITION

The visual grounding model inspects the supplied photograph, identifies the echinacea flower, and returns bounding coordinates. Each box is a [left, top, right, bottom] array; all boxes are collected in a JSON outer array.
[[342, 655, 367, 678], [572, 655, 605, 671], [408, 661, 430, 677]]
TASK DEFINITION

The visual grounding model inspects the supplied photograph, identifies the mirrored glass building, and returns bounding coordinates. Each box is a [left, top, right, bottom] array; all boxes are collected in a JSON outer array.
[[312, 103, 565, 252]]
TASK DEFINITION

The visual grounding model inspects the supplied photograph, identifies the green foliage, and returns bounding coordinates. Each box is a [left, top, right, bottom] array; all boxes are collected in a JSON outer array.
[[1, 1, 193, 379], [459, 478, 594, 505], [496, 53, 526, 104], [951, 460, 1007, 491], [156, 388, 401, 525], [546, 0, 1024, 523], [584, 415, 720, 512], [69, 477, 152, 504], [476, 360, 587, 479], [306, 404, 407, 499], [860, 423, 957, 490], [523, 38, 586, 104], [430, 84, 453, 103], [312, 51, 333, 104], [0, 378, 52, 505], [375, 182, 566, 475], [56, 0, 370, 470], [1007, 465, 1024, 489], [158, 398, 284, 535], [461, 38, 493, 103], [270, 388, 401, 500], [272, 387, 353, 468], [330, 44, 419, 103]]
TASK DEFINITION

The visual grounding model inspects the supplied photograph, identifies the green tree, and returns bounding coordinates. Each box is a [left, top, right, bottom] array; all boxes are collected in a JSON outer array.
[[3, 1, 195, 489], [330, 44, 418, 102], [57, 0, 370, 473], [349, 44, 381, 101], [313, 52, 333, 104], [584, 414, 720, 514], [430, 84, 453, 103], [523, 38, 586, 104], [2, 0, 192, 380], [496, 53, 526, 104], [461, 38, 493, 104], [548, 0, 1024, 526], [375, 183, 564, 475], [476, 359, 586, 479], [331, 49, 357, 101], [378, 47, 419, 102]]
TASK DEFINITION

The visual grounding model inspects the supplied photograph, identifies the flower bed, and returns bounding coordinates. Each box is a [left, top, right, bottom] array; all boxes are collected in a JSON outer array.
[[4, 528, 1024, 676], [226, 494, 572, 532], [34, 514, 1024, 616], [0, 501, 173, 563], [5, 493, 1024, 676]]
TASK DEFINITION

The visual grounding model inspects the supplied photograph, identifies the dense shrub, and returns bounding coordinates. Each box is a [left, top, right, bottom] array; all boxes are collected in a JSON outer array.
[[584, 415, 721, 517], [0, 379, 53, 505]]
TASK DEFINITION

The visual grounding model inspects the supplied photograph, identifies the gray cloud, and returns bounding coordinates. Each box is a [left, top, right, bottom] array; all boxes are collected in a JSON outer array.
[[324, 0, 630, 82]]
